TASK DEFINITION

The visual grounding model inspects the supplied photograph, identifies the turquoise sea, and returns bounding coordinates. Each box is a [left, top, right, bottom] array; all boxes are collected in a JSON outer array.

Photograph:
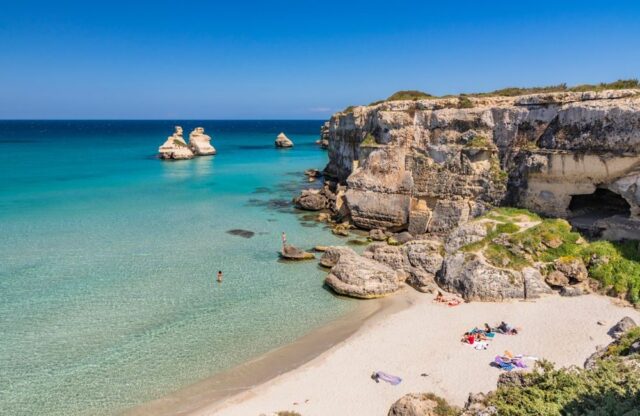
[[0, 121, 356, 415]]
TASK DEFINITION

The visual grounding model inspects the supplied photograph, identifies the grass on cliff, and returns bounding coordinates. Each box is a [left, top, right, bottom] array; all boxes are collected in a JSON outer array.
[[462, 208, 640, 304], [364, 79, 640, 106], [386, 90, 434, 101], [483, 328, 640, 416], [471, 79, 640, 97], [360, 133, 380, 147]]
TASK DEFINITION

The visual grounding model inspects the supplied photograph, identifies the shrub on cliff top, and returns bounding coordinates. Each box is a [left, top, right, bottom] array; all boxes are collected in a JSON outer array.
[[470, 79, 639, 97], [386, 90, 434, 101], [570, 78, 640, 92], [457, 96, 474, 108]]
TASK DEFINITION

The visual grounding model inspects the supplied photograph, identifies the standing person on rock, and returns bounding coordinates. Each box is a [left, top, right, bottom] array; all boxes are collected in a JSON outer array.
[[281, 232, 287, 252]]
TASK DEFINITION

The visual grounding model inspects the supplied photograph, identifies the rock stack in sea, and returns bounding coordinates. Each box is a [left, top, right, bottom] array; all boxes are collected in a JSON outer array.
[[188, 127, 216, 155], [158, 126, 195, 160], [275, 132, 294, 148], [158, 126, 216, 160]]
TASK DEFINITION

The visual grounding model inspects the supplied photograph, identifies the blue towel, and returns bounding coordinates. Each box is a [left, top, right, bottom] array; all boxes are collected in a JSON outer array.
[[375, 371, 402, 385]]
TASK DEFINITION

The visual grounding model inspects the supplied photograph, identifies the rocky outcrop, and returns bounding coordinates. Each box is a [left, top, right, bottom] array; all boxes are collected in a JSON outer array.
[[319, 246, 357, 267], [188, 127, 216, 155], [585, 316, 639, 369], [323, 90, 640, 238], [280, 244, 315, 260], [317, 121, 330, 149], [388, 393, 460, 416], [158, 126, 195, 160], [438, 252, 552, 301], [608, 316, 638, 340], [275, 132, 294, 148], [325, 250, 401, 298], [293, 189, 328, 211]]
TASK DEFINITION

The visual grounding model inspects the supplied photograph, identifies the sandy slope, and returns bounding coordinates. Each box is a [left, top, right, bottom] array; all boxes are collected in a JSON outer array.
[[200, 292, 639, 416]]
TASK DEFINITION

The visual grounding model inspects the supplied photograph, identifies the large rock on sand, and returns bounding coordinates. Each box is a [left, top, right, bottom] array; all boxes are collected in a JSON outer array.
[[438, 252, 552, 301], [275, 132, 294, 148], [188, 127, 216, 155], [388, 393, 460, 416], [280, 244, 315, 260], [553, 256, 588, 283], [293, 189, 328, 211], [325, 251, 400, 298], [404, 239, 444, 293], [608, 316, 638, 340], [158, 126, 195, 160]]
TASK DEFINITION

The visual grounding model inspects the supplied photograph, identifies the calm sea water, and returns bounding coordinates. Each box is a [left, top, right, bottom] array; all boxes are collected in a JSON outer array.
[[0, 121, 355, 415]]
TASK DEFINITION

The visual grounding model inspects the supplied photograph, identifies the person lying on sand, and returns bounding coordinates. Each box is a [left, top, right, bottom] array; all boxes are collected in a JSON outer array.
[[497, 321, 520, 335], [434, 291, 462, 306]]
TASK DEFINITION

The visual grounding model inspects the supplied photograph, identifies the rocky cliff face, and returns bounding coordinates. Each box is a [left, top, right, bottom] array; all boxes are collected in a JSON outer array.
[[323, 90, 640, 239]]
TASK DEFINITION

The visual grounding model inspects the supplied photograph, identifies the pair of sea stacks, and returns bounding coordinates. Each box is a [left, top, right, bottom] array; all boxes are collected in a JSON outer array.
[[158, 126, 216, 160]]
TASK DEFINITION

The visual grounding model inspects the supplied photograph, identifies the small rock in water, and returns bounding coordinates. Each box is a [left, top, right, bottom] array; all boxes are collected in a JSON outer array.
[[280, 244, 315, 260], [226, 229, 255, 238]]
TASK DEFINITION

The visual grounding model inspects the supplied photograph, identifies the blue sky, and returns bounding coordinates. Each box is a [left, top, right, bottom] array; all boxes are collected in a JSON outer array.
[[1, 1, 639, 119]]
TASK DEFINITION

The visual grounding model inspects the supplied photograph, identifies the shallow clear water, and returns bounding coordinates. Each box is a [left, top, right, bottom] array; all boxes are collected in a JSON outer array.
[[0, 121, 355, 415]]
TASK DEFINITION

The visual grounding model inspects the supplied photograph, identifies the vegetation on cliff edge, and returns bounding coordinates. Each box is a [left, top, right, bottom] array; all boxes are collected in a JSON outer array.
[[463, 208, 640, 305], [366, 79, 640, 105]]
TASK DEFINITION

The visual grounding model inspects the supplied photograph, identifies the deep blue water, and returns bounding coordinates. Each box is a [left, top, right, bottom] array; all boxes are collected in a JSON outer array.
[[0, 121, 355, 415]]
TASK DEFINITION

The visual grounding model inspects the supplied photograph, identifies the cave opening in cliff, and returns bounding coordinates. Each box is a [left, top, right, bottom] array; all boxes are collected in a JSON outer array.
[[568, 188, 631, 219]]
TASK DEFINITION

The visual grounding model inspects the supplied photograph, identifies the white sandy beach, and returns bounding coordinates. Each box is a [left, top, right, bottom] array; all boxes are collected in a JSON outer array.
[[200, 291, 640, 416]]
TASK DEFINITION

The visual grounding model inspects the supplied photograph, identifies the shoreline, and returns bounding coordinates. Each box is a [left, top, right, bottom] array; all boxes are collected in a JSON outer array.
[[125, 287, 415, 416], [201, 293, 639, 416]]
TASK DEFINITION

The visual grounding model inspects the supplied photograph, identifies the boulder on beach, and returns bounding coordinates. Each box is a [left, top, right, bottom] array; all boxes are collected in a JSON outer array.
[[438, 252, 553, 301], [608, 316, 637, 340], [275, 132, 294, 148], [188, 127, 216, 155], [388, 393, 460, 416], [324, 250, 400, 298], [158, 126, 195, 160], [280, 244, 315, 260]]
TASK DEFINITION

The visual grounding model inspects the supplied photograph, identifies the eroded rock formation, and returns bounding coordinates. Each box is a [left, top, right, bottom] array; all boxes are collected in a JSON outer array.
[[323, 90, 640, 239], [158, 126, 195, 159], [324, 249, 401, 298], [188, 127, 216, 155], [275, 132, 294, 148]]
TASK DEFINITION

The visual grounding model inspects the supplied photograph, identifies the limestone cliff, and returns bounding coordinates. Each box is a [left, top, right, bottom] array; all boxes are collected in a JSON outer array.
[[323, 90, 640, 239]]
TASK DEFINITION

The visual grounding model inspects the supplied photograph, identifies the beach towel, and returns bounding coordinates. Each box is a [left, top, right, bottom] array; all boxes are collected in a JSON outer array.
[[474, 341, 489, 350], [494, 356, 516, 371], [374, 371, 402, 385]]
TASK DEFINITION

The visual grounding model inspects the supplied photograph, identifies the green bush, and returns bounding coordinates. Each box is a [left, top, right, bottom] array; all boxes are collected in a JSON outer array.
[[465, 135, 491, 148], [172, 139, 188, 147], [496, 222, 520, 234], [360, 133, 378, 147], [581, 240, 640, 303], [457, 96, 474, 108], [386, 90, 433, 101]]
